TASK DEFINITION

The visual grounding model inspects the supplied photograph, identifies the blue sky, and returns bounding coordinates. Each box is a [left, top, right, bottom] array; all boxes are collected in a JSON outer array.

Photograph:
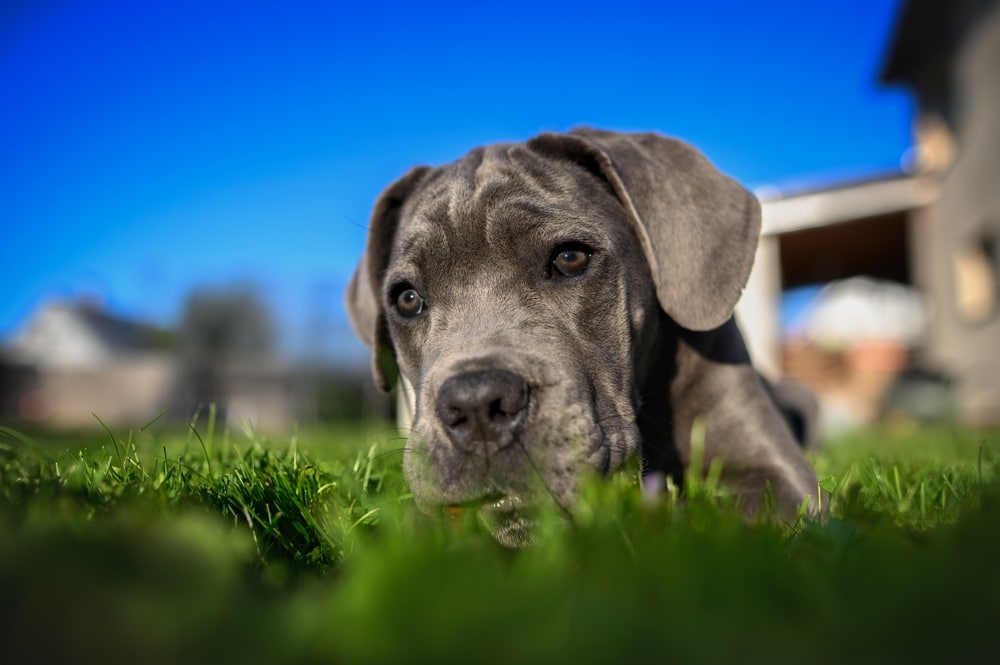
[[1, 0, 911, 363]]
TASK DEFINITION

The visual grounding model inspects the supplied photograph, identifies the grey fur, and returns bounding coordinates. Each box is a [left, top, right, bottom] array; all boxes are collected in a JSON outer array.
[[346, 128, 819, 544]]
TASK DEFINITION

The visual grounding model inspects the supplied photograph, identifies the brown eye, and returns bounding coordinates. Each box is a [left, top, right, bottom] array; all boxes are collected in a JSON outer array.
[[395, 288, 425, 318], [549, 245, 592, 278]]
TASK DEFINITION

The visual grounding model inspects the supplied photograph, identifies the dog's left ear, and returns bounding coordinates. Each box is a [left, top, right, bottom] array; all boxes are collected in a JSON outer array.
[[527, 128, 761, 331], [345, 165, 432, 392]]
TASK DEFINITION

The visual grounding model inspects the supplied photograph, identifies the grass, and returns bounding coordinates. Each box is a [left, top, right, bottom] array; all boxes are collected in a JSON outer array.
[[1, 413, 998, 664]]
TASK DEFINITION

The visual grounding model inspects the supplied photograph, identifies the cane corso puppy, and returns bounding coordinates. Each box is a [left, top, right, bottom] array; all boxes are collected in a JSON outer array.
[[346, 128, 819, 545]]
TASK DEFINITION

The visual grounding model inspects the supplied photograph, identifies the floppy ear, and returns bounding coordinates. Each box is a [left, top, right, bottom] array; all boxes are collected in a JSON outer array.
[[345, 166, 432, 392], [527, 128, 761, 331]]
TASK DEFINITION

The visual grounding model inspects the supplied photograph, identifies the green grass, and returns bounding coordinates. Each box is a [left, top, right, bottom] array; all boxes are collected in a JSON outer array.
[[1, 414, 998, 664]]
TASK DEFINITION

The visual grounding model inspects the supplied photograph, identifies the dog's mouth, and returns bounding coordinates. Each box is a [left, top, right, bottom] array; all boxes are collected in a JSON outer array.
[[478, 495, 536, 548], [446, 494, 536, 548]]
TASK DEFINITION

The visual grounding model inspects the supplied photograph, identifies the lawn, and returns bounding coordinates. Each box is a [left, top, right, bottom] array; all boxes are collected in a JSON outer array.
[[1, 412, 998, 664]]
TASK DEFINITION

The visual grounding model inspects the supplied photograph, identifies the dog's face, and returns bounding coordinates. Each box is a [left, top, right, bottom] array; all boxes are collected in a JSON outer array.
[[347, 129, 761, 545], [386, 147, 659, 544]]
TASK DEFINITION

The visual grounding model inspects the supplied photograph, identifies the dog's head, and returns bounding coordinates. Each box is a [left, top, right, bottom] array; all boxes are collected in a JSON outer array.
[[346, 129, 760, 544]]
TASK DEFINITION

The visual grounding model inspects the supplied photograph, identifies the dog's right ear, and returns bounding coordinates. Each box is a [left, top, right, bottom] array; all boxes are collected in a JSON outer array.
[[345, 165, 432, 393]]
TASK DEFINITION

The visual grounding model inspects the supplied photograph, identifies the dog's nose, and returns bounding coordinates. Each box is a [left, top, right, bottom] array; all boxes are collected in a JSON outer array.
[[436, 369, 530, 451]]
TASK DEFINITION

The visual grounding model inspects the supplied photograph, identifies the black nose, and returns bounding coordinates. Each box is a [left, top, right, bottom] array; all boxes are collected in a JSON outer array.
[[436, 369, 530, 451]]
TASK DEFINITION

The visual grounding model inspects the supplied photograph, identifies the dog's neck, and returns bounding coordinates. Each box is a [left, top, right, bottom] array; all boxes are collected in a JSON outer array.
[[635, 310, 682, 483], [636, 313, 754, 484]]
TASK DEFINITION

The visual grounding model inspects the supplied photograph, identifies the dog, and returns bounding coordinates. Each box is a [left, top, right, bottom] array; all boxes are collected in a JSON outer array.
[[346, 128, 819, 545]]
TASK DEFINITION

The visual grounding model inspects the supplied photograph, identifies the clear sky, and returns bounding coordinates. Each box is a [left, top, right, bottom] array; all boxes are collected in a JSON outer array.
[[1, 0, 912, 364]]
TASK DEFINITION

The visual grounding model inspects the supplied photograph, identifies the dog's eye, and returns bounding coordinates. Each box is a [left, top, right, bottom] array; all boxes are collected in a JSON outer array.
[[395, 288, 425, 318], [549, 244, 592, 278]]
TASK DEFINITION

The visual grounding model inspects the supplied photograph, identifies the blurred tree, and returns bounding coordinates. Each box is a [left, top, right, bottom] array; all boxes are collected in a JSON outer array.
[[172, 288, 276, 424]]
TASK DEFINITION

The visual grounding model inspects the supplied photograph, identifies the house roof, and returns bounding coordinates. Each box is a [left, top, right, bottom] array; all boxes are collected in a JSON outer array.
[[4, 300, 170, 370], [758, 172, 939, 236], [880, 0, 998, 87], [70, 303, 169, 353]]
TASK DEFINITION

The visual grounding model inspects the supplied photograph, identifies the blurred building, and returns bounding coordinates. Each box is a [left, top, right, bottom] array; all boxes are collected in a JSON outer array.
[[0, 300, 174, 428], [738, 0, 1000, 428], [0, 299, 379, 431]]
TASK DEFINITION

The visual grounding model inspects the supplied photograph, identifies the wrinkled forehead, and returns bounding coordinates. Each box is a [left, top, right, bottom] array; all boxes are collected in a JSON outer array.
[[392, 144, 621, 264]]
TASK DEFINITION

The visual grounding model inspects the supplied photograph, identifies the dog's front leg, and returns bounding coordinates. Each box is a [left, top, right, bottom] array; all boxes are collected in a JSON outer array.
[[667, 319, 823, 519]]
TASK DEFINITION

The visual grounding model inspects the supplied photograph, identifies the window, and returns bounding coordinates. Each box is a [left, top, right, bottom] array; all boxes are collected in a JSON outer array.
[[954, 229, 998, 325]]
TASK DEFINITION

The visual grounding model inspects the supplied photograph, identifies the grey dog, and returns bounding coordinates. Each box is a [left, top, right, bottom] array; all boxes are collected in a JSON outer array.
[[346, 128, 819, 545]]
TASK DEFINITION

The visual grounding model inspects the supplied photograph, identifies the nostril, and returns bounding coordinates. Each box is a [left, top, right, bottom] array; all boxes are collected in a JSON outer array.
[[442, 407, 468, 429], [489, 389, 528, 423], [489, 398, 515, 420], [488, 400, 515, 428]]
